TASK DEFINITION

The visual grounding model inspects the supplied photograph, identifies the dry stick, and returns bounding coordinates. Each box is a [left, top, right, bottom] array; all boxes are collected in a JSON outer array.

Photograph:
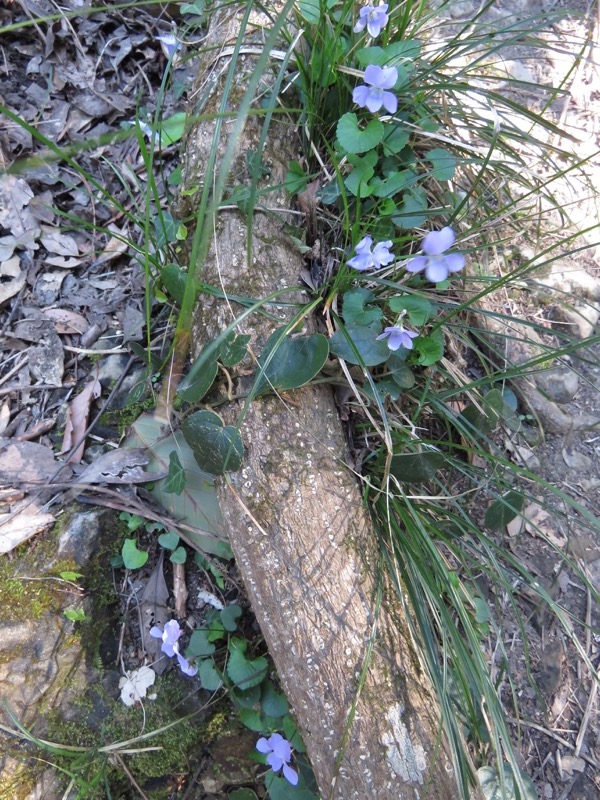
[[506, 716, 599, 770], [574, 565, 598, 758]]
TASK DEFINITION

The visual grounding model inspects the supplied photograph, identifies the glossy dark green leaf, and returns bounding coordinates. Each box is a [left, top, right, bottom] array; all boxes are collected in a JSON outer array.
[[330, 323, 390, 366], [389, 451, 446, 482], [254, 330, 329, 396], [182, 410, 244, 474], [163, 450, 186, 495], [219, 332, 251, 367], [177, 357, 218, 402], [161, 263, 188, 306], [484, 491, 525, 531]]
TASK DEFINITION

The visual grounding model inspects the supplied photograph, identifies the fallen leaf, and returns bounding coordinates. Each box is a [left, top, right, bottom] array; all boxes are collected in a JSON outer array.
[[43, 308, 90, 335], [0, 256, 26, 305], [40, 225, 79, 257], [92, 224, 129, 266], [0, 404, 9, 436], [140, 552, 171, 675], [61, 375, 102, 463], [119, 666, 156, 706], [523, 502, 567, 548], [0, 439, 66, 484], [559, 754, 586, 776], [0, 503, 55, 554], [76, 447, 167, 484], [14, 319, 64, 386], [0, 175, 36, 237], [44, 255, 84, 269]]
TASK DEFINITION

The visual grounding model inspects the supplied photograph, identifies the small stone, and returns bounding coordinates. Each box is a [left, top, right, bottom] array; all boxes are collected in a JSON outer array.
[[534, 366, 579, 404], [547, 302, 600, 341]]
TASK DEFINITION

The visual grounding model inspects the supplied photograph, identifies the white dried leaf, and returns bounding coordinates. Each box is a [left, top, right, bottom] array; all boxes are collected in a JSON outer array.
[[119, 666, 156, 706], [197, 590, 224, 610]]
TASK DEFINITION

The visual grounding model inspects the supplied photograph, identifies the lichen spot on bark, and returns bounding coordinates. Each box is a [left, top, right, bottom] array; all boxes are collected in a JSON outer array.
[[381, 703, 427, 784]]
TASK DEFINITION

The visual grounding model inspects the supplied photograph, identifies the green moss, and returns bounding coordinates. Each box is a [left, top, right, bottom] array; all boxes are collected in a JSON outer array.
[[98, 397, 155, 436]]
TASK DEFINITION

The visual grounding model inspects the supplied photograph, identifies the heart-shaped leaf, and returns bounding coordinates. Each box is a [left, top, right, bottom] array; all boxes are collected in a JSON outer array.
[[220, 604, 242, 632], [337, 112, 384, 155], [330, 323, 390, 366], [389, 451, 446, 482], [484, 491, 525, 531], [160, 263, 188, 306], [227, 638, 268, 690], [428, 147, 456, 181], [183, 410, 244, 475], [187, 629, 216, 658], [199, 658, 223, 691], [342, 288, 382, 326], [388, 295, 433, 326], [121, 538, 148, 570], [158, 531, 179, 550], [392, 187, 428, 228], [219, 332, 251, 367], [163, 450, 186, 495], [414, 328, 444, 366], [254, 330, 329, 396]]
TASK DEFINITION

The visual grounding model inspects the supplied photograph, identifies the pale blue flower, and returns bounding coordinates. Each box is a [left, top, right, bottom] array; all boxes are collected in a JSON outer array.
[[149, 620, 198, 677], [156, 30, 182, 59], [353, 65, 398, 114], [354, 3, 389, 38], [256, 733, 299, 786], [376, 325, 419, 351], [347, 236, 394, 271], [406, 226, 465, 283]]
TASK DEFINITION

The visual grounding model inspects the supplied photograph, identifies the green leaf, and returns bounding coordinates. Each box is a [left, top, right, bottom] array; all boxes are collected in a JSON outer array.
[[364, 377, 400, 402], [160, 264, 187, 307], [388, 296, 433, 326], [392, 187, 428, 228], [414, 328, 444, 366], [206, 612, 226, 642], [459, 389, 505, 436], [356, 41, 421, 69], [342, 288, 383, 326], [199, 659, 223, 691], [64, 608, 87, 622], [220, 604, 242, 632], [254, 330, 329, 396], [336, 113, 384, 155], [229, 790, 258, 800], [153, 212, 179, 249], [478, 765, 537, 800], [233, 684, 261, 709], [59, 571, 83, 581], [238, 707, 265, 732], [473, 596, 491, 625], [389, 451, 446, 482], [227, 638, 268, 690], [388, 363, 415, 389], [187, 629, 216, 658], [370, 170, 412, 198], [177, 356, 218, 402], [120, 512, 145, 532], [219, 332, 251, 367], [382, 126, 410, 156], [265, 772, 317, 800], [126, 415, 232, 558], [158, 111, 187, 147], [285, 160, 308, 194], [163, 450, 187, 495], [182, 410, 244, 475], [283, 715, 307, 752], [121, 539, 148, 570], [170, 546, 187, 564], [297, 0, 320, 23], [330, 323, 390, 366], [427, 147, 456, 181], [344, 152, 377, 198], [260, 680, 289, 718], [158, 531, 180, 551], [484, 491, 525, 531]]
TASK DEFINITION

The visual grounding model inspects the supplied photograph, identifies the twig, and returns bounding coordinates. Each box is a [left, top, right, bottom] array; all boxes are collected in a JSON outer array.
[[506, 716, 599, 769]]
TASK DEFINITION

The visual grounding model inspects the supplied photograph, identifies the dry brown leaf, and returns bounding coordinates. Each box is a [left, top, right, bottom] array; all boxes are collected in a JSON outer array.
[[76, 448, 168, 484], [61, 375, 102, 463], [0, 439, 64, 484], [43, 308, 90, 335], [0, 501, 55, 554], [523, 502, 567, 548], [140, 551, 170, 675], [506, 515, 524, 538], [0, 175, 36, 237], [92, 224, 129, 267], [15, 319, 64, 385], [0, 256, 26, 305], [44, 255, 84, 269], [40, 225, 79, 257]]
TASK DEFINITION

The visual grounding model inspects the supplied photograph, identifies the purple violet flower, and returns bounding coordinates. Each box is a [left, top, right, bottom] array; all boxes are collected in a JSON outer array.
[[406, 226, 465, 283], [156, 30, 182, 60], [376, 325, 419, 351], [353, 64, 398, 114], [354, 2, 389, 38], [256, 733, 299, 786], [347, 236, 394, 272], [149, 620, 198, 677]]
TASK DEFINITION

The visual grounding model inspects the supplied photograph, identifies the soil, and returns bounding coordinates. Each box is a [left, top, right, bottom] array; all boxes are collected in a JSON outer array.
[[0, 0, 599, 799]]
